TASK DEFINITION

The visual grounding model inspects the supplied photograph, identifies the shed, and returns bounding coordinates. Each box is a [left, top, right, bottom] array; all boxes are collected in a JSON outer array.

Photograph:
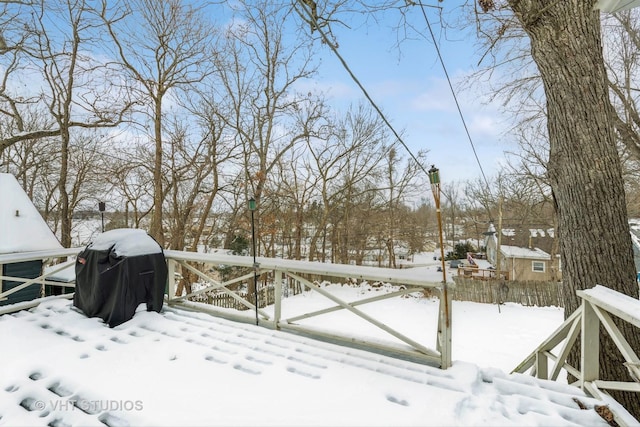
[[0, 173, 63, 305]]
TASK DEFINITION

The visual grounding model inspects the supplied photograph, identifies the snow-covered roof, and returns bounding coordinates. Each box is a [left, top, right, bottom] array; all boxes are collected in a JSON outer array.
[[499, 245, 550, 260], [529, 228, 546, 237], [502, 228, 515, 237], [0, 173, 62, 254], [86, 228, 162, 257]]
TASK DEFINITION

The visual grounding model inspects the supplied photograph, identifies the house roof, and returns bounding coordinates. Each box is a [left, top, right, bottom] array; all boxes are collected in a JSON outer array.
[[500, 244, 551, 260], [484, 223, 556, 255], [0, 173, 62, 254]]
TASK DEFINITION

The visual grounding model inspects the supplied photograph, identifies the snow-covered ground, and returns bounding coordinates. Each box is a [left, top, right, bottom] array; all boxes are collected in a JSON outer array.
[[0, 283, 627, 427]]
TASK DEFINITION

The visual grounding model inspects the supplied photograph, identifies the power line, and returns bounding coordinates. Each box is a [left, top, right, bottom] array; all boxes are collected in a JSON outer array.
[[293, 0, 432, 182], [416, 2, 492, 193]]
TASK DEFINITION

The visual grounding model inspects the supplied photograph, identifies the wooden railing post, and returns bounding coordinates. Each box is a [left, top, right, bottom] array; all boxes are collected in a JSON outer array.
[[535, 351, 548, 379], [581, 299, 600, 389], [167, 259, 177, 302], [438, 284, 452, 369], [274, 270, 282, 329]]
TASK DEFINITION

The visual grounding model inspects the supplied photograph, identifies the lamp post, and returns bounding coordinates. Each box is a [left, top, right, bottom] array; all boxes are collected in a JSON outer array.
[[248, 197, 259, 325], [98, 201, 106, 233], [428, 165, 449, 327]]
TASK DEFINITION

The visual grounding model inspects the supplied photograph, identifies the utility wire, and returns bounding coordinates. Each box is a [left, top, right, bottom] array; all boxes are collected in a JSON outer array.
[[417, 2, 492, 193], [294, 0, 433, 183]]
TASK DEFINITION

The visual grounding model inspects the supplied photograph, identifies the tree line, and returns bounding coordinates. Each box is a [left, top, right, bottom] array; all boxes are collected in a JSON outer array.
[[0, 0, 439, 266]]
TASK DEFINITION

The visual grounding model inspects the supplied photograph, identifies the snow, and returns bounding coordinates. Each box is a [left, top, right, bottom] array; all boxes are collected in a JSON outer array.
[[580, 285, 640, 327], [0, 284, 619, 426], [0, 173, 62, 254], [499, 245, 550, 260], [0, 174, 630, 425], [84, 229, 162, 257]]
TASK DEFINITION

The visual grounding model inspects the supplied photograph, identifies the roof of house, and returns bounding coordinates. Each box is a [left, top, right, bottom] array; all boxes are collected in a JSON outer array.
[[0, 173, 62, 254], [484, 223, 556, 255], [499, 244, 551, 260]]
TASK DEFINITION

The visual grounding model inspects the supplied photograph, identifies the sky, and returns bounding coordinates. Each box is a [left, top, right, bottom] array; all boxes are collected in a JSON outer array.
[[0, 279, 629, 427], [302, 1, 512, 184]]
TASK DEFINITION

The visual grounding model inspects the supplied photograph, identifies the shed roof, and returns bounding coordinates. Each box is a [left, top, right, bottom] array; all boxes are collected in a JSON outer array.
[[0, 173, 62, 254]]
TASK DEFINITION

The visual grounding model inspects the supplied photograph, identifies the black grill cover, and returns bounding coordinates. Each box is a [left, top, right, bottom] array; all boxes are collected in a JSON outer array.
[[73, 229, 167, 327]]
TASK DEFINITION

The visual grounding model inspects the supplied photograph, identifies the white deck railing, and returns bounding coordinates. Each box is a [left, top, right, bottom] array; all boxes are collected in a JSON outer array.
[[164, 250, 452, 368], [0, 248, 452, 368], [513, 285, 640, 425], [0, 248, 80, 314]]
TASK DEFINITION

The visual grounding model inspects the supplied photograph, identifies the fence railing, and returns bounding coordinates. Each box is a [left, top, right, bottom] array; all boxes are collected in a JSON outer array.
[[456, 266, 509, 280], [452, 277, 563, 307], [513, 285, 640, 425], [0, 248, 80, 313], [163, 250, 452, 368]]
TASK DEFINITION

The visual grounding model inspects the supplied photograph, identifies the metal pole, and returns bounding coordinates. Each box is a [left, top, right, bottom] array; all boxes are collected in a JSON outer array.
[[98, 202, 106, 233], [251, 209, 258, 325]]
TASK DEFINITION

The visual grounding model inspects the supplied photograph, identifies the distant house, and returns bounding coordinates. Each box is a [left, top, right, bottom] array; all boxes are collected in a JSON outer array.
[[484, 224, 561, 282], [0, 173, 64, 305]]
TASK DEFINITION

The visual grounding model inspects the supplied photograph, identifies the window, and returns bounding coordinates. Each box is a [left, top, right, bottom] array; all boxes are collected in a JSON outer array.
[[532, 261, 545, 273]]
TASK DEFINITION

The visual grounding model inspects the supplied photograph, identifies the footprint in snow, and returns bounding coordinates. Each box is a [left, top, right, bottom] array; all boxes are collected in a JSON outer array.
[[286, 366, 321, 379], [233, 364, 261, 375], [386, 395, 409, 406], [29, 371, 44, 381]]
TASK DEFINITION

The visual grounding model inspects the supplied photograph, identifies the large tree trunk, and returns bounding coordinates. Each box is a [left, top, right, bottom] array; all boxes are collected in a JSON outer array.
[[508, 0, 640, 418]]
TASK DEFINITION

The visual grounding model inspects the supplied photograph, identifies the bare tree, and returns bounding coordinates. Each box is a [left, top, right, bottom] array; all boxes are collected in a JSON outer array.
[[604, 10, 640, 161], [306, 103, 388, 262], [213, 0, 324, 260], [381, 146, 427, 267], [268, 146, 319, 259], [101, 0, 217, 245], [15, 0, 135, 246]]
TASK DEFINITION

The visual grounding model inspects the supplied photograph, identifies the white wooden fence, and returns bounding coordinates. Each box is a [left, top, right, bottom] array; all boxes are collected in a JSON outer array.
[[163, 250, 452, 368]]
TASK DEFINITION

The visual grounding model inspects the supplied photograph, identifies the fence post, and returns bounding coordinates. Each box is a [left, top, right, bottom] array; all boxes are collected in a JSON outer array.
[[535, 351, 548, 379], [167, 259, 176, 302], [437, 285, 452, 369], [274, 270, 282, 329]]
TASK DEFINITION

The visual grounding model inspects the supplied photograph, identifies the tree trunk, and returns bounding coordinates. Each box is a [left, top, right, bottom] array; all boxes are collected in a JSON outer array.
[[508, 0, 640, 417], [150, 98, 164, 246]]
